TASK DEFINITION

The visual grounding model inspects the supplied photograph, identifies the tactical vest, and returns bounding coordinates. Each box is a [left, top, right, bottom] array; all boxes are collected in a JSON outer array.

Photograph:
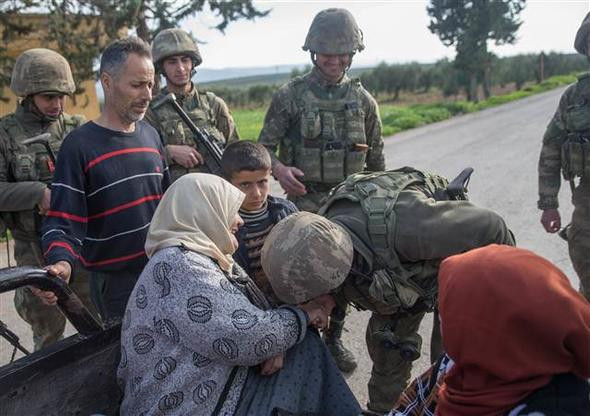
[[285, 76, 368, 185], [561, 73, 590, 180], [319, 168, 449, 315], [150, 90, 226, 180], [0, 112, 83, 240]]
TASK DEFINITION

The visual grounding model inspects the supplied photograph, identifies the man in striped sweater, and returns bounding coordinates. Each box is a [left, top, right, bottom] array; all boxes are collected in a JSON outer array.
[[37, 37, 170, 321]]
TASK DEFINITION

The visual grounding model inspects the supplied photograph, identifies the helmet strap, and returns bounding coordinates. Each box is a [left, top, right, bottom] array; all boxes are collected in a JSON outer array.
[[22, 96, 59, 123]]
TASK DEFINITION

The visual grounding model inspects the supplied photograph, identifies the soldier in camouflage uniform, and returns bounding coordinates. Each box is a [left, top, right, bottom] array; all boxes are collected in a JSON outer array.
[[145, 28, 239, 182], [538, 12, 590, 302], [261, 168, 515, 413], [0, 48, 94, 350], [258, 8, 385, 373]]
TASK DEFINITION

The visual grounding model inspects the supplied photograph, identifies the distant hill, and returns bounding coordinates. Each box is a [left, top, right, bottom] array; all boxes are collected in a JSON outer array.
[[195, 64, 306, 83], [199, 66, 374, 89]]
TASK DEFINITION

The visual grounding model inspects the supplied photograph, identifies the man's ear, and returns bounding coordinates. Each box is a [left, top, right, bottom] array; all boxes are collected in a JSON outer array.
[[100, 72, 111, 94]]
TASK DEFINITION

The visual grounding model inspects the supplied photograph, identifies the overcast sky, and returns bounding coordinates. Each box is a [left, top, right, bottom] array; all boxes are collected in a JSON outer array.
[[184, 0, 589, 70]]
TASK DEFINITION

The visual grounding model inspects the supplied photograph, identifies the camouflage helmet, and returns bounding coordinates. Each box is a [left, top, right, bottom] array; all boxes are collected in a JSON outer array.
[[302, 8, 365, 55], [574, 12, 590, 55], [10, 48, 75, 97], [261, 212, 354, 304], [152, 28, 202, 68]]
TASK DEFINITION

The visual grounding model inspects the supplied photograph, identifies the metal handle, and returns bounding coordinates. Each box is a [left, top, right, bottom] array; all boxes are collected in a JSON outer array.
[[0, 267, 103, 335]]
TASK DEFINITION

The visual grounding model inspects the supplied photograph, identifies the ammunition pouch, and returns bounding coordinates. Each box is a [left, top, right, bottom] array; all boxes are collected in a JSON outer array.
[[373, 329, 422, 361], [292, 78, 368, 185], [561, 134, 590, 180]]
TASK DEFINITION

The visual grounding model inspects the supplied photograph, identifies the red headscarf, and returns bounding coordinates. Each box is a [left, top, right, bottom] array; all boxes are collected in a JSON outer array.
[[436, 244, 590, 416]]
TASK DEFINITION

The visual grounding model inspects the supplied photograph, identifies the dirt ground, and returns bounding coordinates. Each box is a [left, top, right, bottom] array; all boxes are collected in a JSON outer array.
[[0, 233, 434, 410]]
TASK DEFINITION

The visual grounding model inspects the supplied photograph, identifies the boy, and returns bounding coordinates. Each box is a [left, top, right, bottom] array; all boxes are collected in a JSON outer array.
[[221, 141, 297, 303]]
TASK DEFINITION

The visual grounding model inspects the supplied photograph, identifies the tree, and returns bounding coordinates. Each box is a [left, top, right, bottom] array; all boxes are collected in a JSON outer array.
[[0, 0, 269, 99], [427, 0, 526, 101]]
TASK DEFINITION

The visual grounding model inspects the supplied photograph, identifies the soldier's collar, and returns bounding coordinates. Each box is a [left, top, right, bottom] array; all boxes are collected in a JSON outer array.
[[162, 82, 197, 105], [310, 67, 349, 89], [16, 100, 58, 126]]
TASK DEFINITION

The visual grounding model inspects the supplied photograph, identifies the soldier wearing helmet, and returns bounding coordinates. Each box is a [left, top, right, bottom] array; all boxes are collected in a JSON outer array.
[[0, 48, 94, 350], [258, 7, 385, 374], [538, 13, 590, 302], [145, 28, 239, 182], [261, 168, 515, 413]]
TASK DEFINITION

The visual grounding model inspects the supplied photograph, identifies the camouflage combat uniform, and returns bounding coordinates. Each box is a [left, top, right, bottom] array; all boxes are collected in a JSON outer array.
[[145, 85, 238, 182], [258, 8, 385, 375], [146, 28, 238, 182], [0, 48, 94, 350], [258, 66, 386, 212], [538, 13, 590, 301], [263, 168, 515, 412]]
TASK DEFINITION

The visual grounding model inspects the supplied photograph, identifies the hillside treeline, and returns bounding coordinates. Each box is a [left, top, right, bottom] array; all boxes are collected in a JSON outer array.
[[208, 52, 587, 108], [360, 52, 587, 101]]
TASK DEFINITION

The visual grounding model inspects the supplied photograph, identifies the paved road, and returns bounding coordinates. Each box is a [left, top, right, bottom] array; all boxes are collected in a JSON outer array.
[[0, 87, 576, 410], [337, 86, 576, 407]]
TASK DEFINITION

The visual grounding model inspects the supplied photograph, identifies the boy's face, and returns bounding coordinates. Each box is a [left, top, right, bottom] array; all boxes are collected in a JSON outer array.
[[231, 169, 271, 211]]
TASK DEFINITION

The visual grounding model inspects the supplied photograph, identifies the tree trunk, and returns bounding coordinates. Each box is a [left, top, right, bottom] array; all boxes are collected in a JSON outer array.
[[136, 1, 150, 42], [468, 73, 478, 102], [538, 52, 545, 83], [483, 64, 491, 99]]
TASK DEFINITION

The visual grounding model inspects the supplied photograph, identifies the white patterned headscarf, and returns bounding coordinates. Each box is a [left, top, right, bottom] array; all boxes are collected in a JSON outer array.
[[145, 173, 245, 273]]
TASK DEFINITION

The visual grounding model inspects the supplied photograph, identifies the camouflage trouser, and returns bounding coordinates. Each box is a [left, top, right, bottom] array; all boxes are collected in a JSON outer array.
[[568, 200, 590, 302], [366, 311, 442, 413], [13, 238, 95, 351]]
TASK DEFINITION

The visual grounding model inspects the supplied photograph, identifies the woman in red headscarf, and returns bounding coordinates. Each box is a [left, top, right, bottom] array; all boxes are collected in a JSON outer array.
[[435, 244, 590, 415]]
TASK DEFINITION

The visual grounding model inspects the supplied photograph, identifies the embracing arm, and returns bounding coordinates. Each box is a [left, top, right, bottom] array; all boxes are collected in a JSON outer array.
[[157, 255, 308, 367]]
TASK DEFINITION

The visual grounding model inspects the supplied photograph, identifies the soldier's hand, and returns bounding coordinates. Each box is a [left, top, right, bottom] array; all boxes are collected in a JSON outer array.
[[273, 163, 307, 197], [300, 295, 335, 330], [541, 209, 561, 233], [167, 144, 204, 169], [37, 187, 51, 215], [31, 261, 72, 306], [259, 354, 284, 376]]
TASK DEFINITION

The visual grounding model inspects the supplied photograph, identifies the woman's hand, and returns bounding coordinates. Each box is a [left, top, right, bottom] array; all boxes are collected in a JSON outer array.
[[300, 294, 336, 330], [259, 354, 284, 376]]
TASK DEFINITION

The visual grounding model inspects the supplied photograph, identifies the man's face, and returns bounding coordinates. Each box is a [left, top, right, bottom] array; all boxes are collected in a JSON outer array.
[[230, 169, 271, 212], [315, 53, 351, 81], [162, 55, 193, 88], [102, 53, 154, 124], [32, 93, 66, 119]]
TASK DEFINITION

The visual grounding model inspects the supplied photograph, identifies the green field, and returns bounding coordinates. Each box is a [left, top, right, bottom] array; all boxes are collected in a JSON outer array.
[[233, 73, 577, 141], [201, 67, 372, 90]]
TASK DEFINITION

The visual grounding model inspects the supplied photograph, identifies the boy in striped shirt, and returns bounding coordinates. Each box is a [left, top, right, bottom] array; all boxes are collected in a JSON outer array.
[[221, 141, 297, 304]]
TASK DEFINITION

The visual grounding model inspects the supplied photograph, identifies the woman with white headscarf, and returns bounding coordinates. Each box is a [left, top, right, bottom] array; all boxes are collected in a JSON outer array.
[[117, 173, 360, 416]]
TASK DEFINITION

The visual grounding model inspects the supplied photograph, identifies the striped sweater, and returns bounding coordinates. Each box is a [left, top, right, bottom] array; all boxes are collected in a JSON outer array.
[[41, 121, 170, 273]]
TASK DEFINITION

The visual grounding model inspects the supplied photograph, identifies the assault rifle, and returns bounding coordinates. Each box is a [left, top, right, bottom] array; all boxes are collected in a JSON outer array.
[[22, 133, 56, 165], [151, 92, 224, 176], [22, 133, 56, 243], [434, 167, 474, 201]]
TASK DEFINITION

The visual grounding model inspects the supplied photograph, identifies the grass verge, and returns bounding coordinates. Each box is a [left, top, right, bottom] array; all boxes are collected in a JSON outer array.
[[232, 73, 578, 141]]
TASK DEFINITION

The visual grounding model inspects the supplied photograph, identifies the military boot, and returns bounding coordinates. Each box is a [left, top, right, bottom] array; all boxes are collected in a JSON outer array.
[[323, 317, 357, 373]]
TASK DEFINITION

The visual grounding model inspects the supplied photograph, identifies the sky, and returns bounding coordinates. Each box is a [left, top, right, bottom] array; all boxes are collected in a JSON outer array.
[[184, 0, 590, 70]]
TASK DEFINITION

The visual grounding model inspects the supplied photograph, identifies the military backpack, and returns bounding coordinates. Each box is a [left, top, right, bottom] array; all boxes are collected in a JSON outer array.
[[319, 167, 450, 315]]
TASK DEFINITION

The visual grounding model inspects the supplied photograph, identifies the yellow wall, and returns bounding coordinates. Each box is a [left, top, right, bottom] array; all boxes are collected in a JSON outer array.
[[0, 13, 110, 120]]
